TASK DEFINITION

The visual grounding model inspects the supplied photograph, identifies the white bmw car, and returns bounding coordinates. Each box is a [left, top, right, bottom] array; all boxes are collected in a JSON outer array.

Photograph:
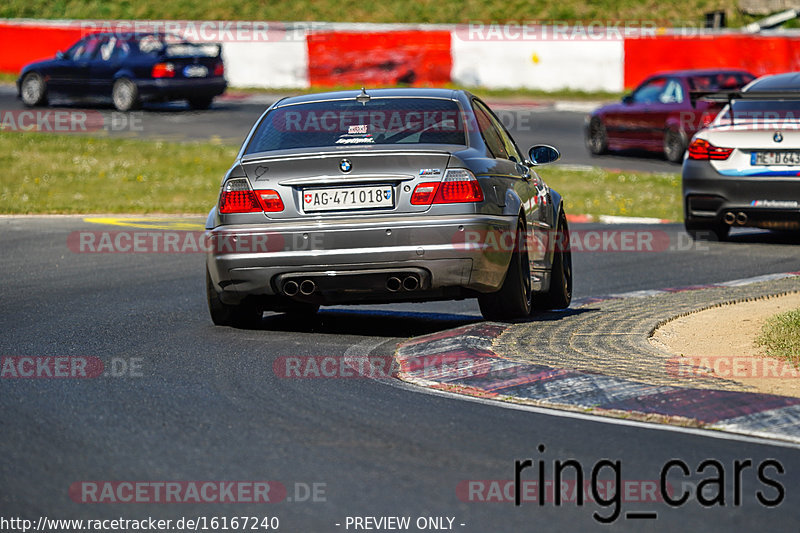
[[682, 72, 800, 240]]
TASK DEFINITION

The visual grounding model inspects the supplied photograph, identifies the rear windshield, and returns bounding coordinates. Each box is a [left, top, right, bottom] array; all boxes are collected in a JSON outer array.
[[164, 43, 220, 57], [136, 35, 219, 57], [718, 100, 800, 124], [687, 73, 754, 91], [244, 98, 468, 154]]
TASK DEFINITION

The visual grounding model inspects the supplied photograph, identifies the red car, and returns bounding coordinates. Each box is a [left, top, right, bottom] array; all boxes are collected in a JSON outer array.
[[585, 69, 755, 162]]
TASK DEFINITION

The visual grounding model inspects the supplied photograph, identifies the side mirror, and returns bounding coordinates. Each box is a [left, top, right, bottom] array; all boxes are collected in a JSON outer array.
[[56, 51, 65, 60], [528, 144, 560, 166], [622, 94, 634, 104]]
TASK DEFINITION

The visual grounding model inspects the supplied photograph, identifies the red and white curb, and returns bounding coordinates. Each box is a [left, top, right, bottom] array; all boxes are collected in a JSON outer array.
[[394, 272, 800, 444]]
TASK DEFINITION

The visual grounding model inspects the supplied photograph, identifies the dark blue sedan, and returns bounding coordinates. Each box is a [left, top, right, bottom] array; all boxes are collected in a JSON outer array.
[[16, 32, 227, 111]]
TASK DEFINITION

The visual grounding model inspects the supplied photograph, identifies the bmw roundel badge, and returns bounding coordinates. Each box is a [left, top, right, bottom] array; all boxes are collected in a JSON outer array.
[[774, 131, 783, 143], [339, 159, 352, 172]]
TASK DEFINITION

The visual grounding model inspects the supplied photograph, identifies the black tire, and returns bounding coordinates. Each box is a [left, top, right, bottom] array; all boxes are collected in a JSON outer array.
[[20, 72, 48, 107], [187, 96, 214, 110], [206, 268, 263, 327], [587, 117, 608, 155], [664, 128, 687, 163], [533, 211, 573, 311], [478, 219, 532, 321], [112, 78, 140, 112], [685, 221, 730, 241]]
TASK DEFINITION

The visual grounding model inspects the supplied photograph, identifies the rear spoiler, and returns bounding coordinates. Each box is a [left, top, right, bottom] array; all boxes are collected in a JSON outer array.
[[690, 90, 800, 107]]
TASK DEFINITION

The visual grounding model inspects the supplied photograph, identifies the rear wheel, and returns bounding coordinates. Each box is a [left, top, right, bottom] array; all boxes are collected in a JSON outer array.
[[533, 210, 573, 311], [664, 128, 687, 163], [587, 117, 608, 155], [112, 78, 140, 111], [206, 268, 263, 327], [20, 72, 48, 107], [478, 219, 532, 321]]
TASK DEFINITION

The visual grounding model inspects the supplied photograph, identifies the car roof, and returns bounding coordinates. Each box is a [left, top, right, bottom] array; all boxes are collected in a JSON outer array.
[[645, 68, 754, 79], [273, 88, 466, 107], [83, 31, 185, 43], [746, 72, 800, 92]]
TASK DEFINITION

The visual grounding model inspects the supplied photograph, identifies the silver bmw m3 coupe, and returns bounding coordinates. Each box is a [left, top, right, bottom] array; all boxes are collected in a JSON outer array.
[[205, 88, 572, 326]]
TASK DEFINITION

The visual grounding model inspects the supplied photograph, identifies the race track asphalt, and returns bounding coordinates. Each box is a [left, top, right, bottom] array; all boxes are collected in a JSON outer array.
[[1, 216, 799, 531], [2, 83, 799, 532]]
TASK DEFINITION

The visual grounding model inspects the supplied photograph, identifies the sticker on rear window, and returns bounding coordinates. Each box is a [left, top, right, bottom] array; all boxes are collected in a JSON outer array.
[[335, 136, 374, 144], [348, 124, 368, 134]]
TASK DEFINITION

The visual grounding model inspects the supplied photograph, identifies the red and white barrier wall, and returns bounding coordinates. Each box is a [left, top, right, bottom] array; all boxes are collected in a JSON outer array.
[[2, 19, 800, 92]]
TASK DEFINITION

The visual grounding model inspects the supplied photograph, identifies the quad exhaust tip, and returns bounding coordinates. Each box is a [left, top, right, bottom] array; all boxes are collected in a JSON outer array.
[[283, 279, 315, 296], [283, 280, 299, 297], [736, 212, 748, 225], [299, 280, 316, 296], [723, 212, 736, 225], [387, 275, 420, 292], [402, 275, 420, 291]]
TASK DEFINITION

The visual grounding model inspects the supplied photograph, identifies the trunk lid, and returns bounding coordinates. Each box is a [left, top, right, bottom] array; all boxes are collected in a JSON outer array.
[[240, 148, 453, 218]]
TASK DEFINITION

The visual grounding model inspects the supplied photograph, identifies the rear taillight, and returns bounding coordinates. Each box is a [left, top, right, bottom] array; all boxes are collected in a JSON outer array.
[[687, 138, 733, 160], [410, 183, 439, 205], [219, 178, 262, 213], [213, 62, 225, 77], [410, 169, 484, 205], [152, 62, 175, 78], [257, 190, 284, 212]]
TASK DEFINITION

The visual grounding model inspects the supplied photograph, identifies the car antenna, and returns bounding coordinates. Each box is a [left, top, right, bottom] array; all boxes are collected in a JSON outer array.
[[356, 87, 370, 105]]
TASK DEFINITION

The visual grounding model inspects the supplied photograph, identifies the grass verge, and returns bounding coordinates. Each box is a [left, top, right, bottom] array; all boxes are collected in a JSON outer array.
[[228, 83, 622, 102], [0, 0, 766, 28], [0, 78, 621, 103], [757, 307, 800, 368], [0, 132, 236, 214], [544, 166, 681, 221], [0, 72, 18, 85], [0, 131, 681, 219]]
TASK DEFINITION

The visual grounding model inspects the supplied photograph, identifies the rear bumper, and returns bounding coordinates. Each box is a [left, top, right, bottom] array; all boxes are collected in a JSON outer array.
[[206, 214, 517, 305], [136, 77, 227, 100], [682, 159, 800, 230]]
